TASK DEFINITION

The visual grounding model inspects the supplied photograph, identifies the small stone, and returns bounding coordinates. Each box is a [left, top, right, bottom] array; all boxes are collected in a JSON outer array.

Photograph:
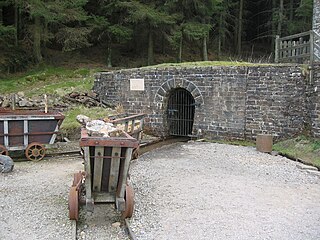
[[1, 99, 10, 108], [17, 92, 25, 97], [296, 164, 318, 171], [111, 222, 121, 228]]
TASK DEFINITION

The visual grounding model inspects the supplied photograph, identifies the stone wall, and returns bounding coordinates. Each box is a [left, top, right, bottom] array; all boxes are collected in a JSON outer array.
[[94, 65, 315, 140], [308, 64, 320, 137]]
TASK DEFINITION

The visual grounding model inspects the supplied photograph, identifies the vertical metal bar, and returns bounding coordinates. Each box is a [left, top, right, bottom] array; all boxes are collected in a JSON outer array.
[[178, 90, 183, 135], [24, 120, 28, 147], [175, 90, 177, 135], [187, 91, 190, 135], [184, 90, 186, 136], [4, 120, 8, 147], [117, 148, 132, 197]]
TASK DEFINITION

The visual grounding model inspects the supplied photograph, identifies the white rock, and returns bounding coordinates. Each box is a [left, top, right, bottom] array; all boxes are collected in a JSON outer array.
[[111, 222, 121, 228]]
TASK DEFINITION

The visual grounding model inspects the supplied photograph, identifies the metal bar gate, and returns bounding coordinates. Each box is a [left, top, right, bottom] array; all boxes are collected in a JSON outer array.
[[167, 88, 195, 136]]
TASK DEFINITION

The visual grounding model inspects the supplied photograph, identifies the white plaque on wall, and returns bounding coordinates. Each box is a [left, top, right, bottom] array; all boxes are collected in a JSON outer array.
[[130, 78, 145, 91]]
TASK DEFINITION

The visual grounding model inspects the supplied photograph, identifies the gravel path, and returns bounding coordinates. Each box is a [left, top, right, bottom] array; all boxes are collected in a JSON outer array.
[[0, 152, 129, 240], [0, 154, 83, 240], [128, 142, 320, 240]]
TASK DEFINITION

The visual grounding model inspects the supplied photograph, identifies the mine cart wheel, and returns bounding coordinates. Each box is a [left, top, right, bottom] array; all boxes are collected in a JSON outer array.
[[25, 142, 46, 161], [121, 184, 134, 219], [72, 172, 83, 187], [68, 186, 79, 221], [0, 145, 8, 155], [132, 147, 140, 160]]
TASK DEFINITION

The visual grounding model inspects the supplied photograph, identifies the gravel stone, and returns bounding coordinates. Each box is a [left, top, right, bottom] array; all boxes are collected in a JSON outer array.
[[128, 142, 320, 240]]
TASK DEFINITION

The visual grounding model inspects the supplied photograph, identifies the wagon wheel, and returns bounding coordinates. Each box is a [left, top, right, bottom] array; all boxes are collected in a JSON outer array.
[[72, 172, 83, 187], [68, 186, 79, 221], [121, 184, 134, 219], [132, 146, 140, 159], [25, 142, 46, 161], [0, 144, 8, 155]]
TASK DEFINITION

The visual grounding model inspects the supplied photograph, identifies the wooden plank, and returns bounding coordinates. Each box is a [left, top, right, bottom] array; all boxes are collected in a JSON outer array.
[[280, 53, 310, 60], [279, 31, 310, 41], [310, 30, 314, 65], [109, 147, 121, 192], [84, 146, 94, 212], [94, 192, 115, 203], [93, 146, 104, 192], [279, 42, 310, 51]]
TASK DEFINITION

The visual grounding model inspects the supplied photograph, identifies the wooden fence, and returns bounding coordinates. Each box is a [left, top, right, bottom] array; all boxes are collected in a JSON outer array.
[[275, 30, 320, 64]]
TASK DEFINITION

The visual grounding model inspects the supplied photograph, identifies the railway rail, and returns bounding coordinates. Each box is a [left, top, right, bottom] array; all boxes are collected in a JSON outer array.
[[60, 136, 189, 240]]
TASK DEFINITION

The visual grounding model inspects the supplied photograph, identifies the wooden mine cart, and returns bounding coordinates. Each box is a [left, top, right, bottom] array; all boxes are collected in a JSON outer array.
[[68, 128, 139, 221], [0, 108, 64, 161]]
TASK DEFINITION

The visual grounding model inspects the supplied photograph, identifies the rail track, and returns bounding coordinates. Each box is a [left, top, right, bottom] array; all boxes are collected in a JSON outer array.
[[64, 136, 189, 240]]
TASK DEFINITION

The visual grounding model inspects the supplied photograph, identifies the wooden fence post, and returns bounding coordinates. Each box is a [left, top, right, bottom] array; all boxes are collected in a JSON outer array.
[[310, 30, 314, 66], [275, 35, 280, 63]]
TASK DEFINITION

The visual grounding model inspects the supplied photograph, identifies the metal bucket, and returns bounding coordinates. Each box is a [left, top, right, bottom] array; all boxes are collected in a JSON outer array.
[[256, 134, 273, 153]]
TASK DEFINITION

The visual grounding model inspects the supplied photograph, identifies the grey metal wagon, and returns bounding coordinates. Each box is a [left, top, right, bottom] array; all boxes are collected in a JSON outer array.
[[0, 108, 64, 161]]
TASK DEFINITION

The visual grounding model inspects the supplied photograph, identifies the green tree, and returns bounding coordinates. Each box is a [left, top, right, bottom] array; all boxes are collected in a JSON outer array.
[[87, 0, 133, 67], [169, 0, 222, 61], [122, 1, 177, 65], [18, 0, 89, 63]]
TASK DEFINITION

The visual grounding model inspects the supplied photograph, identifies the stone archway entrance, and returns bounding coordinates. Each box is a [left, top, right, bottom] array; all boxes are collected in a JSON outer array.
[[167, 88, 195, 136]]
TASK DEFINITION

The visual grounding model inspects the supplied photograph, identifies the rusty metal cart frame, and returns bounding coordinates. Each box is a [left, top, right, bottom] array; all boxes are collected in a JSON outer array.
[[69, 128, 139, 221], [0, 108, 64, 161]]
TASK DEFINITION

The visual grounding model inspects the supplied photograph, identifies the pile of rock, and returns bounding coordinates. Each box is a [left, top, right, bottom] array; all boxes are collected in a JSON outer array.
[[0, 91, 105, 110], [63, 92, 103, 108], [76, 114, 121, 137], [0, 92, 67, 109]]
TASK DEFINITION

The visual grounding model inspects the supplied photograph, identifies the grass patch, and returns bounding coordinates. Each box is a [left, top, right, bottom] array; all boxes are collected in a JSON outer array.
[[142, 61, 276, 69], [273, 135, 320, 168], [0, 66, 97, 96], [61, 106, 115, 137]]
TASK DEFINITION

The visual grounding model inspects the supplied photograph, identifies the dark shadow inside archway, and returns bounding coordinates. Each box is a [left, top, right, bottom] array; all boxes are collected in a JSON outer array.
[[166, 88, 195, 136]]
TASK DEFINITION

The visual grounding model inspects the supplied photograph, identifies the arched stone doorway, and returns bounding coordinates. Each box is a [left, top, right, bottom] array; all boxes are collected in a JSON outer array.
[[166, 88, 195, 136]]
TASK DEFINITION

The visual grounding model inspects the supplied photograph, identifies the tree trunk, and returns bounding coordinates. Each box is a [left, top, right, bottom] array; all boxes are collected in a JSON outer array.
[[147, 29, 154, 65], [277, 0, 284, 36], [33, 15, 42, 63], [178, 34, 182, 63], [237, 0, 244, 56], [106, 36, 112, 67], [289, 0, 294, 21], [202, 36, 208, 61], [0, 6, 3, 24], [14, 1, 18, 46], [271, 0, 276, 51], [218, 14, 223, 58]]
